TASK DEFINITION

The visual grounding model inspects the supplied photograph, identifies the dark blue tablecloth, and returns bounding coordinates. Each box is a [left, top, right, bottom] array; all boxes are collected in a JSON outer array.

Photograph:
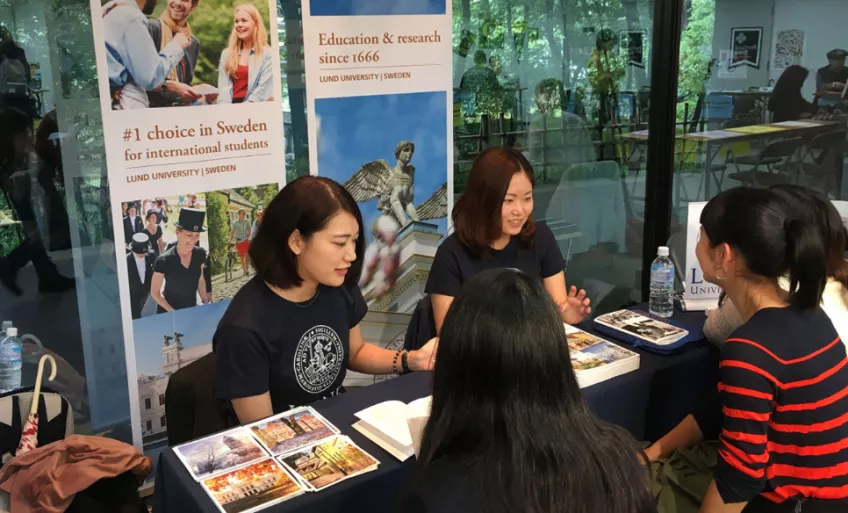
[[153, 308, 718, 513]]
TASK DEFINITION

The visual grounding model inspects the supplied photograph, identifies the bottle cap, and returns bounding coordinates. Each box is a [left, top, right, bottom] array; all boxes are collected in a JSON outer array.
[[1, 321, 11, 330], [657, 246, 669, 257], [5, 328, 17, 337]]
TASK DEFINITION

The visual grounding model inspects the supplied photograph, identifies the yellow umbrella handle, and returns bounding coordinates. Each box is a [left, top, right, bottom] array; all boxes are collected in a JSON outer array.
[[28, 354, 57, 417]]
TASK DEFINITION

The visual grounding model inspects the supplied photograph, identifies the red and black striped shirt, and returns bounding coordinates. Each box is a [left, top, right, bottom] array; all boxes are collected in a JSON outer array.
[[715, 306, 848, 504]]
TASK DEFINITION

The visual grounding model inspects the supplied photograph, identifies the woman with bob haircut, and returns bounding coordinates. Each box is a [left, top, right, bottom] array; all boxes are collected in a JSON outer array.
[[213, 176, 437, 424], [426, 146, 590, 333], [401, 268, 655, 513], [647, 187, 848, 512]]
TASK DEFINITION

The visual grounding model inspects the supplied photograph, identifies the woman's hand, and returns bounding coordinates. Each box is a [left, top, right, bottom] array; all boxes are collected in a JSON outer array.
[[408, 338, 438, 371], [558, 286, 592, 324]]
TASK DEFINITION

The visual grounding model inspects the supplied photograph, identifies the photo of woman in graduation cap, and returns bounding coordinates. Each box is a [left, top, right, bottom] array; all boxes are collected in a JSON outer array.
[[151, 207, 210, 313]]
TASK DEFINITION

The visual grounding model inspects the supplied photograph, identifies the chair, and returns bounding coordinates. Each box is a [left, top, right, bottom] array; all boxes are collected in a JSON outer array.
[[796, 130, 847, 194], [403, 295, 437, 351], [727, 137, 805, 187], [165, 353, 237, 446]]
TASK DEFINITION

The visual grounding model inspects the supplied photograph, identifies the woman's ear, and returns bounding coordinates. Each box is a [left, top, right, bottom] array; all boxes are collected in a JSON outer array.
[[288, 229, 303, 256], [717, 242, 736, 272]]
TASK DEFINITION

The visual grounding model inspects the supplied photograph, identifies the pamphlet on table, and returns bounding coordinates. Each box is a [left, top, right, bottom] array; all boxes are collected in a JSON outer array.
[[173, 406, 379, 512], [565, 325, 641, 388], [594, 310, 688, 345]]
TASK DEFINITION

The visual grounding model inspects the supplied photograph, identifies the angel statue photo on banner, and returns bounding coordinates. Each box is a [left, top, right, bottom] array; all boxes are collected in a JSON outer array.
[[344, 140, 448, 299]]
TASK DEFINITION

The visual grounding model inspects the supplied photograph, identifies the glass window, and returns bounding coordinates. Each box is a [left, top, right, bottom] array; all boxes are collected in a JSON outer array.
[[0, 0, 676, 466], [160, 415, 166, 428], [673, 0, 847, 249], [452, 0, 657, 313]]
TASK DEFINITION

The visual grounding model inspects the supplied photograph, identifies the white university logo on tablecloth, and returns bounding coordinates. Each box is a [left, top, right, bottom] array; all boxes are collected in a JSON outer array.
[[294, 325, 343, 393]]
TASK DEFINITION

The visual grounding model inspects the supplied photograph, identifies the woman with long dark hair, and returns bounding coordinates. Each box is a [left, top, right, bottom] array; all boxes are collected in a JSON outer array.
[[426, 147, 590, 334], [214, 176, 436, 424], [768, 65, 816, 122], [403, 268, 654, 513], [648, 187, 848, 512]]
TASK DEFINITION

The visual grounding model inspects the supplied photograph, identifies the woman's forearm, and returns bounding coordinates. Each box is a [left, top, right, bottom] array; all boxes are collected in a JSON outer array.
[[649, 414, 704, 460], [151, 291, 174, 312], [349, 343, 431, 375], [349, 343, 401, 375]]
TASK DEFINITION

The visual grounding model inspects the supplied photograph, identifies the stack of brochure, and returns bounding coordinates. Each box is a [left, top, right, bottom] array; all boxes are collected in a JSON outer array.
[[174, 406, 379, 512], [594, 310, 689, 346], [565, 325, 641, 388]]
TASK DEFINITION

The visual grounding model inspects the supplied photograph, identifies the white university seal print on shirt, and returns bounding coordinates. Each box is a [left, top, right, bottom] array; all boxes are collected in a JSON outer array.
[[293, 325, 344, 393]]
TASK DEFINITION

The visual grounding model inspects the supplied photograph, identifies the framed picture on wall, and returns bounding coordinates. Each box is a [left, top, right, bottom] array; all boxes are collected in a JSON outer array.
[[730, 27, 763, 69]]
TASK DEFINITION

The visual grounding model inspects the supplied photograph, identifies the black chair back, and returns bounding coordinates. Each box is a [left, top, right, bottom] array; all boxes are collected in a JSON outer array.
[[165, 353, 237, 446], [404, 295, 437, 351]]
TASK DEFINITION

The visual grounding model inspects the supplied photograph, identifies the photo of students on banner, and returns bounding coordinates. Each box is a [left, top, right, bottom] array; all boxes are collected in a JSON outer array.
[[100, 0, 274, 109], [122, 194, 211, 319]]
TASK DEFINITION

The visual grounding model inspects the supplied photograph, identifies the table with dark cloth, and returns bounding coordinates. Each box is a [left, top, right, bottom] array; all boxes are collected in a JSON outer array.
[[153, 308, 718, 513]]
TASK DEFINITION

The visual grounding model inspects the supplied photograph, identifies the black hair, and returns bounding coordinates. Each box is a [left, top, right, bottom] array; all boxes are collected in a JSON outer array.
[[768, 65, 809, 112], [700, 187, 827, 310], [249, 176, 365, 289], [412, 268, 655, 513], [770, 184, 848, 289]]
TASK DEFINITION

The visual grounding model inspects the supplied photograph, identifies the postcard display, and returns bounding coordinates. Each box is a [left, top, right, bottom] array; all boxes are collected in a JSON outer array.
[[301, 0, 453, 382], [174, 406, 380, 512], [88, 0, 287, 463]]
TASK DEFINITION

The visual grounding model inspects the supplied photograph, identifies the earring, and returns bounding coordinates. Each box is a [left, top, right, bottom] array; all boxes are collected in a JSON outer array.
[[714, 266, 726, 281]]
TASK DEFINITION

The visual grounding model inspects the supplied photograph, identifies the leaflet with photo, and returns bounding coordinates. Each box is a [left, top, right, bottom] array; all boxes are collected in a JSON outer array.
[[248, 406, 339, 456], [278, 435, 380, 491], [565, 325, 640, 388], [201, 458, 306, 513], [594, 309, 688, 345], [174, 427, 269, 482]]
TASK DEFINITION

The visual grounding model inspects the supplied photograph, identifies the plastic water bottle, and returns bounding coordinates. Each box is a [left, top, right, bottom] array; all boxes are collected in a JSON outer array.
[[0, 328, 22, 394], [649, 246, 675, 319]]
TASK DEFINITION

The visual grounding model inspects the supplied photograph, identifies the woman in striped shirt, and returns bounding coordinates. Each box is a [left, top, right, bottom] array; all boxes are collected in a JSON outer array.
[[648, 187, 848, 513]]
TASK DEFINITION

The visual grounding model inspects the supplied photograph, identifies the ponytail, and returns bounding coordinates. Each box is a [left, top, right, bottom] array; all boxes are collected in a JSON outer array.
[[784, 218, 827, 310]]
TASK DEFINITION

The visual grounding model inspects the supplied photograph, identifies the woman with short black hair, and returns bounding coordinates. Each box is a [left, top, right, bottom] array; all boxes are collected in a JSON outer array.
[[214, 176, 437, 425], [402, 268, 655, 513]]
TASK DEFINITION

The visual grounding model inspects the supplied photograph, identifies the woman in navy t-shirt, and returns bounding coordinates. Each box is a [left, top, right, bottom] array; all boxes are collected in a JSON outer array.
[[214, 176, 437, 425], [426, 147, 591, 333]]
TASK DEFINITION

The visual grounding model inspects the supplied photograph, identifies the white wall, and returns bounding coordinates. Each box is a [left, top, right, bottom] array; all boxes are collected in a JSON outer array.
[[772, 0, 848, 99], [710, 0, 775, 91]]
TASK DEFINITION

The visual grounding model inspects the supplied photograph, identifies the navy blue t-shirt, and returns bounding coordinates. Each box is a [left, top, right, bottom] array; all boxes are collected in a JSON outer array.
[[214, 277, 367, 413], [425, 221, 565, 297]]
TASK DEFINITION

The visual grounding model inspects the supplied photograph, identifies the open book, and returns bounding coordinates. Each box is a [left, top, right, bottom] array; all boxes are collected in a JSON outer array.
[[352, 396, 431, 462], [566, 325, 640, 388], [594, 309, 688, 345]]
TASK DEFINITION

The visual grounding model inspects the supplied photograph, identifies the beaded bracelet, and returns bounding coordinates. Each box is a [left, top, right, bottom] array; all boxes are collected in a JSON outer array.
[[392, 350, 403, 376]]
